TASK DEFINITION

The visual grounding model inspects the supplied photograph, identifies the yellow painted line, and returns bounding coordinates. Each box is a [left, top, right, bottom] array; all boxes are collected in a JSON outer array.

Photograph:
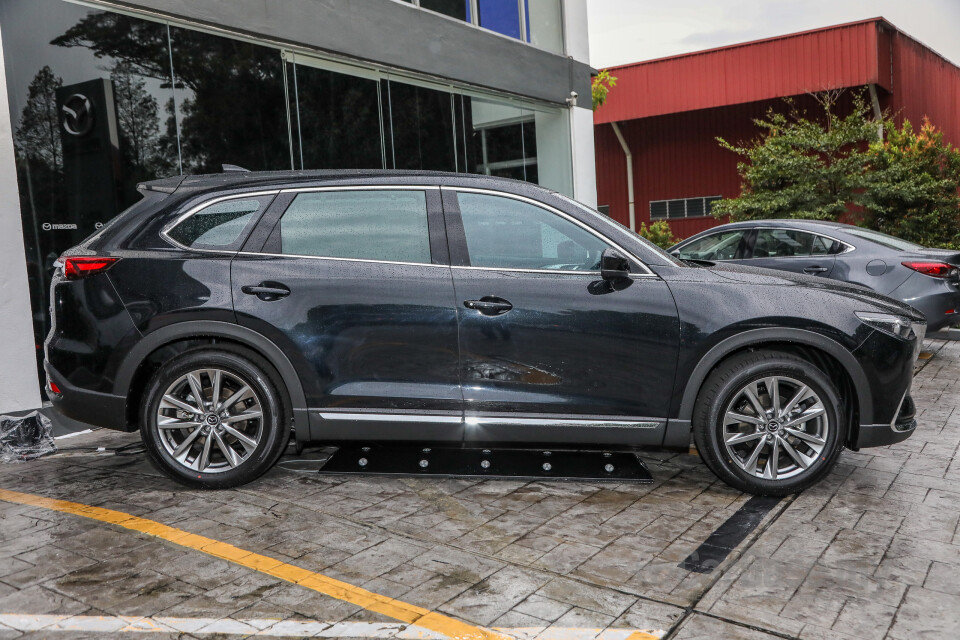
[[0, 488, 504, 640]]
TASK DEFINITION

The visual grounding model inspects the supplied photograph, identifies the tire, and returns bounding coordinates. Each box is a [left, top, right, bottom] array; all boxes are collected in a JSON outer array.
[[140, 346, 290, 489], [692, 350, 846, 496]]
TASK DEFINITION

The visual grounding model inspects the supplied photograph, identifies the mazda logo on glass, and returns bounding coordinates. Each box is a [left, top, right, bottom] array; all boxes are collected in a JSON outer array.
[[61, 94, 95, 137]]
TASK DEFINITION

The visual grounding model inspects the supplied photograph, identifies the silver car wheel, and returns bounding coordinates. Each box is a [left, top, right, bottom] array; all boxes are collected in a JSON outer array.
[[155, 368, 263, 474], [722, 375, 829, 481]]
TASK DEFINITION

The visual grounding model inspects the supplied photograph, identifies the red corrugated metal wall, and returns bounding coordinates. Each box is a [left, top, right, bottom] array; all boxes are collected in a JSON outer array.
[[889, 30, 960, 144], [595, 20, 884, 125]]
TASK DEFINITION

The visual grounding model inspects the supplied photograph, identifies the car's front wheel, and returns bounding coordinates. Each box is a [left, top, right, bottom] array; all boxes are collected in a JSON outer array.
[[693, 350, 845, 495], [140, 347, 289, 489]]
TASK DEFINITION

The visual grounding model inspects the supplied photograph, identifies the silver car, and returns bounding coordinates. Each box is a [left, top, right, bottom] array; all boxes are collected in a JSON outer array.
[[670, 219, 960, 331]]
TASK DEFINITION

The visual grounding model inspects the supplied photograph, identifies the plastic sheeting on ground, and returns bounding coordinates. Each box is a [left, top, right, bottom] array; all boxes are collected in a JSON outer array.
[[0, 411, 56, 463]]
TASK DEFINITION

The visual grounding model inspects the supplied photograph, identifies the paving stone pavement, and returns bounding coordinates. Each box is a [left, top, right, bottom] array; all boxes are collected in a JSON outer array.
[[0, 339, 957, 639]]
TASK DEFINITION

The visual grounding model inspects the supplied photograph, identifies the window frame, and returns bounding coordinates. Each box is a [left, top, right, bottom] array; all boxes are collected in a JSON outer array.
[[743, 227, 854, 260], [160, 191, 279, 253], [242, 185, 447, 268], [441, 186, 655, 276]]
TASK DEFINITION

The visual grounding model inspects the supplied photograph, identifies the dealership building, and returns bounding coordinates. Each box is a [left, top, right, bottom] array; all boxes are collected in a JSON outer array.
[[0, 0, 596, 413], [594, 18, 960, 239]]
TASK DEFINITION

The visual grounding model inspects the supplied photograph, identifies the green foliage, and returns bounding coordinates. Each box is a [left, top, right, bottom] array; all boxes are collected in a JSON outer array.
[[637, 220, 679, 249], [861, 119, 960, 249], [592, 70, 617, 110], [712, 90, 960, 249], [711, 94, 879, 222]]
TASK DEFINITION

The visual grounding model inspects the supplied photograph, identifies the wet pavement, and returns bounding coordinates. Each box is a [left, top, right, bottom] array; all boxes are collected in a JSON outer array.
[[0, 338, 957, 639]]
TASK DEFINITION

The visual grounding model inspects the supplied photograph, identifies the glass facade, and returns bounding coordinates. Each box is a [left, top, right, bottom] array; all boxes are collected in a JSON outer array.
[[401, 0, 564, 53], [0, 0, 573, 382]]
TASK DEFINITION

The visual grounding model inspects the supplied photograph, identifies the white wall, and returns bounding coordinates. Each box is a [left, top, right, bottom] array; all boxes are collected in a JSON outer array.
[[563, 0, 597, 207], [570, 105, 597, 208], [0, 21, 43, 414]]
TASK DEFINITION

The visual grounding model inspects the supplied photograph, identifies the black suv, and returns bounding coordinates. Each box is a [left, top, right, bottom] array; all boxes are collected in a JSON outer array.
[[46, 171, 923, 495]]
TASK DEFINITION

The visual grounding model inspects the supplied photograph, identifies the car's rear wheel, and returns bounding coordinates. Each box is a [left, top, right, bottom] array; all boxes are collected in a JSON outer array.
[[693, 350, 845, 495], [140, 347, 289, 489]]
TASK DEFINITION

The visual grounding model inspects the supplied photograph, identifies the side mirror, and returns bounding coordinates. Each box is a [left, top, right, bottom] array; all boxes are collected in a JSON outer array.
[[600, 248, 630, 280], [670, 249, 681, 257]]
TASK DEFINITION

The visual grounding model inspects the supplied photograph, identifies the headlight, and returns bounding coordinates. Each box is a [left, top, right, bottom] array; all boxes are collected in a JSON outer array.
[[856, 311, 925, 340]]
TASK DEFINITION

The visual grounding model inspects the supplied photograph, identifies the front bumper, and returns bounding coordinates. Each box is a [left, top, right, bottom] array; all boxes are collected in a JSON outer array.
[[853, 395, 916, 449], [45, 362, 130, 431]]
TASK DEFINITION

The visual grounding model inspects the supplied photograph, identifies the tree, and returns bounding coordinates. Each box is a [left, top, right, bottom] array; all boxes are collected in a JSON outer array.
[[861, 119, 960, 248], [637, 220, 679, 249], [15, 66, 63, 170], [111, 62, 163, 173], [711, 93, 878, 222], [592, 70, 617, 110], [711, 90, 960, 248]]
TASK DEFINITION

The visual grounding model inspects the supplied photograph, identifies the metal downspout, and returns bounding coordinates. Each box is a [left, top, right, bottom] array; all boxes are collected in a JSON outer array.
[[610, 122, 635, 231]]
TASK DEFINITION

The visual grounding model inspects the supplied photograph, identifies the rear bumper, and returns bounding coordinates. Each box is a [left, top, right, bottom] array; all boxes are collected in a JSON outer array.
[[853, 395, 916, 449], [45, 363, 131, 431], [893, 278, 960, 332]]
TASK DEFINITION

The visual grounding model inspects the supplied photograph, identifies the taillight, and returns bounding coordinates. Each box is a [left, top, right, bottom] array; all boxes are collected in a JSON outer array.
[[62, 257, 119, 281], [901, 261, 960, 279], [49, 382, 61, 395]]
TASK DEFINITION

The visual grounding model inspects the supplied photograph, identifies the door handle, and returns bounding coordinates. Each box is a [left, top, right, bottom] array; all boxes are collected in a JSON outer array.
[[803, 266, 828, 275], [241, 282, 291, 301], [464, 296, 513, 316]]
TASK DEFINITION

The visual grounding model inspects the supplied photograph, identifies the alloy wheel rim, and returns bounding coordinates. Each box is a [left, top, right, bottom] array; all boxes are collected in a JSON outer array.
[[722, 375, 829, 481], [156, 368, 263, 474]]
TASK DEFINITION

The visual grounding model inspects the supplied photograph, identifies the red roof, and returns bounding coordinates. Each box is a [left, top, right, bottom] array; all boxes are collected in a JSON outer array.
[[594, 18, 904, 124]]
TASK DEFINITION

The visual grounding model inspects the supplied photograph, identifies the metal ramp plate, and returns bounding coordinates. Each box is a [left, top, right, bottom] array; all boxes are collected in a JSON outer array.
[[317, 444, 653, 483]]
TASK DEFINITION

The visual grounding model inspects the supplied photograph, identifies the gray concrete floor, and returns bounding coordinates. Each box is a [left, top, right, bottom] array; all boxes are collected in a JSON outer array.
[[0, 339, 957, 639]]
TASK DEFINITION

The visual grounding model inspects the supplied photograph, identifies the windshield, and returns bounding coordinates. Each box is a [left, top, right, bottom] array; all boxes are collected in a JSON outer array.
[[844, 227, 923, 251], [555, 194, 686, 266]]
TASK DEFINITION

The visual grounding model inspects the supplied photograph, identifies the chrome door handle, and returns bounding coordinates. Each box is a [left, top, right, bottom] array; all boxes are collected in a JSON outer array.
[[464, 297, 513, 316], [803, 266, 828, 275], [241, 282, 291, 301]]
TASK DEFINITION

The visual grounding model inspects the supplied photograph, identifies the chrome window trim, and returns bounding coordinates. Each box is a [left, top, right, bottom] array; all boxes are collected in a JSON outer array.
[[160, 190, 281, 252], [447, 186, 657, 277], [279, 185, 441, 194], [451, 265, 603, 276], [679, 226, 856, 262], [236, 250, 447, 269]]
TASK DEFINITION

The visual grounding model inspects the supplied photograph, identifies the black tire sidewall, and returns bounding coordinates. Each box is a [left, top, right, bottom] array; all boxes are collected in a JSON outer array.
[[140, 349, 287, 489], [695, 354, 845, 495]]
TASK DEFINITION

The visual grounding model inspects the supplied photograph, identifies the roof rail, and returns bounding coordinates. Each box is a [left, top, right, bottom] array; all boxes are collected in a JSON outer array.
[[221, 164, 250, 173]]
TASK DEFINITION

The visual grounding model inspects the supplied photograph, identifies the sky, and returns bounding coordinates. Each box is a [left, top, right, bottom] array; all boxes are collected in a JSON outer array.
[[587, 0, 960, 69]]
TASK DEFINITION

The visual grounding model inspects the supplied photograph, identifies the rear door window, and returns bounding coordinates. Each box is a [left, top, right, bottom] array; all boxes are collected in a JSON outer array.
[[752, 229, 828, 258], [276, 190, 432, 264]]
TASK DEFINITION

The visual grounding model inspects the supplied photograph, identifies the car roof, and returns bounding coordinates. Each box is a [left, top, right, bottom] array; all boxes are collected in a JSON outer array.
[[138, 169, 540, 197]]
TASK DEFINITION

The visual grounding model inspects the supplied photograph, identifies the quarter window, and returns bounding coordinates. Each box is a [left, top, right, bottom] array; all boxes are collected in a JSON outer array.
[[278, 190, 431, 264], [167, 198, 265, 249], [753, 229, 831, 258], [676, 230, 746, 261], [456, 192, 609, 271]]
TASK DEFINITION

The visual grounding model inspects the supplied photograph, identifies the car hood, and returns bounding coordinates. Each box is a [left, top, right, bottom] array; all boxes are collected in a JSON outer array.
[[703, 261, 925, 321]]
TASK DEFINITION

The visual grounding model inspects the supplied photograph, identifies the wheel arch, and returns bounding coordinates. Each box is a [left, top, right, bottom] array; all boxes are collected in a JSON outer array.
[[670, 328, 872, 446], [116, 321, 309, 442]]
